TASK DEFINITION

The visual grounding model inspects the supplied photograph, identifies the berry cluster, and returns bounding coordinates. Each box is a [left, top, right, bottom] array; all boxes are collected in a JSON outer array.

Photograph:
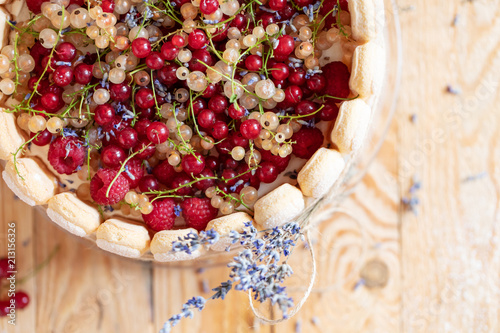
[[0, 259, 30, 317], [4, 0, 353, 232]]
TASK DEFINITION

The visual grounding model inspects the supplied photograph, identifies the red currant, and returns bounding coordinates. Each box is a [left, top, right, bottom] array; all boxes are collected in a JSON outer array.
[[211, 120, 229, 140], [146, 122, 169, 144], [295, 100, 318, 120], [31, 129, 52, 146], [131, 38, 152, 58], [101, 145, 126, 168], [74, 63, 93, 84], [53, 66, 73, 87], [245, 55, 263, 71], [198, 109, 216, 128], [145, 51, 164, 69], [160, 41, 179, 61], [110, 83, 132, 102], [117, 127, 139, 149], [228, 103, 246, 119], [200, 0, 219, 14], [307, 74, 326, 92], [274, 35, 295, 56], [139, 175, 160, 192], [135, 88, 155, 109], [258, 162, 279, 183], [56, 42, 77, 62], [188, 29, 208, 49], [182, 153, 206, 175], [240, 119, 261, 140]]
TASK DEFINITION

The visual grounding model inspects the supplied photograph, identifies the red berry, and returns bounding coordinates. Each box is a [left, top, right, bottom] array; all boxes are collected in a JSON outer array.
[[101, 0, 115, 12], [101, 145, 126, 168], [94, 104, 115, 126], [221, 168, 237, 186], [74, 63, 93, 84], [200, 0, 218, 14], [270, 62, 289, 80], [317, 102, 339, 122], [26, 0, 44, 13], [295, 0, 313, 7], [40, 93, 60, 111], [295, 100, 318, 120], [240, 119, 261, 140], [321, 61, 351, 102], [208, 94, 228, 113], [211, 121, 229, 140], [53, 66, 74, 86], [121, 158, 144, 188], [11, 291, 30, 309], [146, 122, 169, 144], [110, 83, 132, 102], [274, 35, 295, 56], [134, 119, 152, 137], [278, 3, 295, 20], [172, 35, 185, 48], [258, 161, 279, 183], [288, 68, 306, 86], [135, 88, 155, 109], [171, 173, 194, 196], [131, 37, 151, 58], [269, 0, 286, 10], [230, 132, 249, 148], [48, 136, 85, 175], [307, 74, 326, 92], [194, 168, 216, 191], [158, 64, 179, 86], [245, 55, 263, 71], [292, 127, 324, 159], [31, 130, 52, 146], [198, 109, 216, 128], [180, 198, 218, 231], [160, 41, 179, 61], [56, 42, 77, 62], [139, 175, 160, 192], [228, 104, 246, 120], [41, 55, 56, 73], [205, 156, 220, 170], [188, 29, 208, 49], [153, 160, 177, 187], [90, 168, 130, 205], [189, 49, 214, 72], [117, 127, 139, 149], [283, 85, 303, 105], [0, 301, 11, 317], [142, 198, 176, 231], [231, 14, 247, 29], [145, 51, 164, 69], [133, 139, 156, 159], [260, 149, 291, 173], [182, 153, 205, 176]]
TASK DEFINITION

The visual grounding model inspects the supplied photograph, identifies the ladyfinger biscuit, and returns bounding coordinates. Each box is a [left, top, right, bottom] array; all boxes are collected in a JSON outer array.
[[254, 183, 305, 229], [206, 212, 253, 251], [0, 110, 25, 161], [0, 7, 9, 49], [2, 158, 56, 206], [96, 219, 150, 258], [47, 192, 101, 237], [5, 0, 30, 23], [330, 99, 371, 154], [349, 41, 385, 101], [297, 148, 345, 198], [150, 228, 201, 262], [348, 0, 377, 43]]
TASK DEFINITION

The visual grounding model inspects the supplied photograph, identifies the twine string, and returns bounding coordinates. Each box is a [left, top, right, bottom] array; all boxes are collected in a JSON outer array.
[[248, 229, 317, 324]]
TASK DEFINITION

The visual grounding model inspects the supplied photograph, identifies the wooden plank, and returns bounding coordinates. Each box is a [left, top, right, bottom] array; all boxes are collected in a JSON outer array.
[[0, 171, 36, 332], [398, 1, 500, 332], [32, 209, 154, 332]]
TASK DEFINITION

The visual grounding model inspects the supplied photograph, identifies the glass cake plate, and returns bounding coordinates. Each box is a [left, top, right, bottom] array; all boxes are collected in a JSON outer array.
[[9, 0, 402, 266]]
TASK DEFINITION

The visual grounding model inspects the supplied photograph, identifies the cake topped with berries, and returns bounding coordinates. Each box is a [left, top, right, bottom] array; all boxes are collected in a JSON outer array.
[[0, 0, 385, 260]]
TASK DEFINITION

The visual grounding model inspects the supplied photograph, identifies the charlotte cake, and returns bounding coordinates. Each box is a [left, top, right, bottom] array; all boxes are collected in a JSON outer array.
[[0, 0, 385, 261]]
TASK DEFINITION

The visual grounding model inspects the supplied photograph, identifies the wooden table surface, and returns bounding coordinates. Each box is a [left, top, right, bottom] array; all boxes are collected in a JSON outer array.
[[2, 0, 500, 332]]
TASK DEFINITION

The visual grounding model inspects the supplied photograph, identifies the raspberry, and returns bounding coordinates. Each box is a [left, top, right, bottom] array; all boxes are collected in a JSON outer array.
[[48, 136, 85, 175], [321, 62, 351, 103], [152, 160, 177, 187], [142, 198, 176, 231], [259, 149, 291, 173], [121, 159, 145, 189], [291, 127, 324, 159], [181, 198, 218, 231], [90, 168, 130, 205]]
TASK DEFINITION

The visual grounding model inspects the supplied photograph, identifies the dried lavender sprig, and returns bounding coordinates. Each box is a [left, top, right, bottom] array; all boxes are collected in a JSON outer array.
[[162, 222, 302, 332]]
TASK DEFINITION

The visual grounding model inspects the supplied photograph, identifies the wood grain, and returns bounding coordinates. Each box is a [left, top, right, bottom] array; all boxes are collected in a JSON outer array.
[[1, 0, 500, 332]]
